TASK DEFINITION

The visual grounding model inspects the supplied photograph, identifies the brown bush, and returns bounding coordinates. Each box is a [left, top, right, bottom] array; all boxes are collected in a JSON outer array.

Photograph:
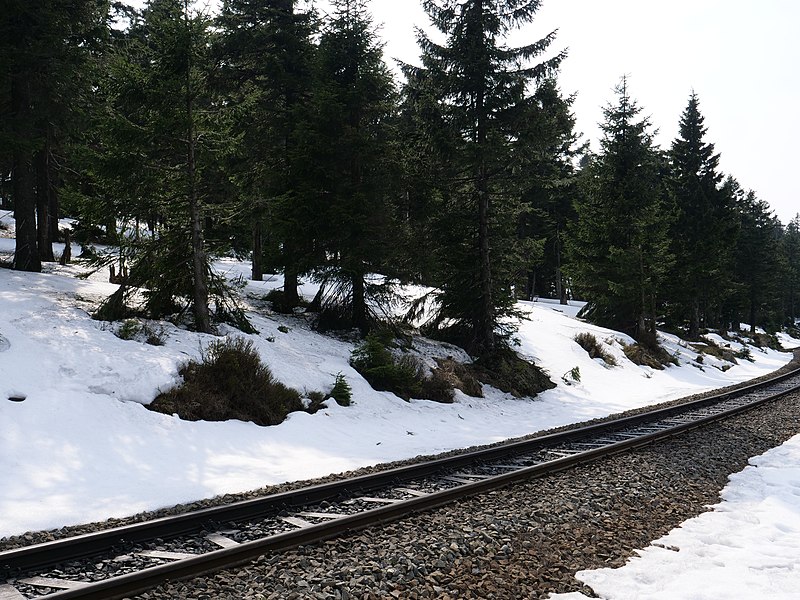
[[574, 332, 618, 366], [148, 337, 303, 426]]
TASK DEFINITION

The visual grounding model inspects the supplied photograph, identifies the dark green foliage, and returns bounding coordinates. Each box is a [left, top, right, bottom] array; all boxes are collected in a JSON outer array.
[[115, 318, 166, 346], [782, 215, 800, 326], [574, 332, 617, 366], [148, 337, 303, 426], [561, 366, 581, 384], [328, 372, 352, 407], [81, 0, 224, 332], [215, 0, 318, 294], [568, 78, 674, 344], [515, 80, 584, 302], [299, 0, 401, 332], [350, 332, 457, 403], [468, 347, 555, 398], [116, 319, 140, 340], [350, 333, 421, 401], [665, 93, 736, 338], [0, 0, 107, 272], [725, 183, 783, 332], [406, 0, 566, 354]]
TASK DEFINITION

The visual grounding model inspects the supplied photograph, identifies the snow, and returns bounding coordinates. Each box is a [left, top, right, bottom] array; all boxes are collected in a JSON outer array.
[[549, 434, 800, 600], [1, 215, 798, 552]]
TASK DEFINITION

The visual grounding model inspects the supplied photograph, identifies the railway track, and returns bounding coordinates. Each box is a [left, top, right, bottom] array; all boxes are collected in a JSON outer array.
[[2, 366, 800, 600]]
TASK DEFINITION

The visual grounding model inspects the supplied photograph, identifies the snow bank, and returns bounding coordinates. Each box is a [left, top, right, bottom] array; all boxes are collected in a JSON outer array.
[[0, 256, 795, 537]]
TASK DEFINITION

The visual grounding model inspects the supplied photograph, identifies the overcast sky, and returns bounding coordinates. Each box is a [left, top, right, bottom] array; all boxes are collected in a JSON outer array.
[[319, 0, 798, 225]]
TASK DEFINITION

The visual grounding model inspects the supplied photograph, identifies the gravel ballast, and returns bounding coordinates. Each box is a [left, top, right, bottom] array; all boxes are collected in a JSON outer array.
[[135, 387, 800, 600]]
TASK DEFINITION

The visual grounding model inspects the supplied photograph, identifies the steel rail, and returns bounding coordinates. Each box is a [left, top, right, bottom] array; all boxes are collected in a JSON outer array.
[[2, 364, 799, 599]]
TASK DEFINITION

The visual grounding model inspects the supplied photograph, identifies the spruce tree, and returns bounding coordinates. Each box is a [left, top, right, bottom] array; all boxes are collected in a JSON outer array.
[[301, 0, 399, 331], [568, 78, 673, 344], [93, 0, 223, 332], [0, 0, 107, 271], [409, 0, 565, 354], [215, 0, 316, 301], [784, 214, 800, 326], [730, 188, 782, 332], [667, 92, 735, 338], [515, 79, 582, 303]]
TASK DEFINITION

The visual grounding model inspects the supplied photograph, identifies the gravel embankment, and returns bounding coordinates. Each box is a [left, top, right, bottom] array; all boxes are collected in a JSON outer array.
[[137, 385, 800, 599], [2, 348, 798, 556]]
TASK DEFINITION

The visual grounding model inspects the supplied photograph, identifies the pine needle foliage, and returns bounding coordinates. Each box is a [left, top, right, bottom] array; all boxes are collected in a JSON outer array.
[[405, 0, 566, 355]]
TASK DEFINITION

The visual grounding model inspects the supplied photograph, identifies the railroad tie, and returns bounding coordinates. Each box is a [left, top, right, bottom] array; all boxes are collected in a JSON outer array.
[[0, 584, 24, 600], [206, 533, 241, 549], [280, 516, 315, 528], [17, 577, 92, 591], [137, 550, 198, 561]]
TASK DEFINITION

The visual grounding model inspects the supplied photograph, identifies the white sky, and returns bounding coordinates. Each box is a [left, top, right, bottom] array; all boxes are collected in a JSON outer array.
[[142, 0, 800, 224]]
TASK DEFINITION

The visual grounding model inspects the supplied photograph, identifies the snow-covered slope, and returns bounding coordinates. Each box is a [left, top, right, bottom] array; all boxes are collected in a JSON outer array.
[[0, 223, 796, 537]]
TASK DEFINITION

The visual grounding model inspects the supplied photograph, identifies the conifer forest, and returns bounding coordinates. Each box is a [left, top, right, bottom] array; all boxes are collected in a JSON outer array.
[[2, 0, 798, 359]]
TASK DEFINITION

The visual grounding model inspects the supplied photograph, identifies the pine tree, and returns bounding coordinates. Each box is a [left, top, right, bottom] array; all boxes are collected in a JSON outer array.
[[783, 214, 800, 326], [568, 78, 674, 344], [409, 0, 565, 354], [0, 0, 107, 271], [729, 188, 782, 332], [92, 0, 226, 333], [515, 79, 583, 303], [666, 92, 735, 338], [301, 0, 399, 331], [215, 0, 316, 301]]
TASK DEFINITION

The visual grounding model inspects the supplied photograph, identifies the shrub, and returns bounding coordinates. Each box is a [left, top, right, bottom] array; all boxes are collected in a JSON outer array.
[[115, 319, 165, 345], [622, 342, 677, 370], [574, 332, 617, 366], [305, 390, 328, 414], [468, 347, 555, 398], [561, 366, 581, 384], [148, 337, 303, 426], [116, 319, 141, 340], [328, 373, 352, 406], [265, 289, 302, 314], [418, 370, 456, 403], [351, 333, 462, 403], [750, 332, 782, 350], [432, 358, 483, 398], [351, 333, 418, 400]]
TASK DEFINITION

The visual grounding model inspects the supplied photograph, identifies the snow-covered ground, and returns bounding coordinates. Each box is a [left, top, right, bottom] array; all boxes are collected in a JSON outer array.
[[550, 434, 800, 600], [1, 215, 799, 600]]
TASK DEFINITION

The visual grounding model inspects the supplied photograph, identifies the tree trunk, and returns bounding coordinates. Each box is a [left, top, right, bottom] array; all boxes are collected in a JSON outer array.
[[283, 262, 300, 308], [352, 269, 367, 333], [251, 221, 263, 281], [556, 228, 567, 304], [476, 82, 494, 354], [60, 228, 71, 265], [688, 296, 700, 340], [35, 144, 55, 262], [526, 270, 535, 301], [11, 74, 40, 272], [185, 5, 210, 334]]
